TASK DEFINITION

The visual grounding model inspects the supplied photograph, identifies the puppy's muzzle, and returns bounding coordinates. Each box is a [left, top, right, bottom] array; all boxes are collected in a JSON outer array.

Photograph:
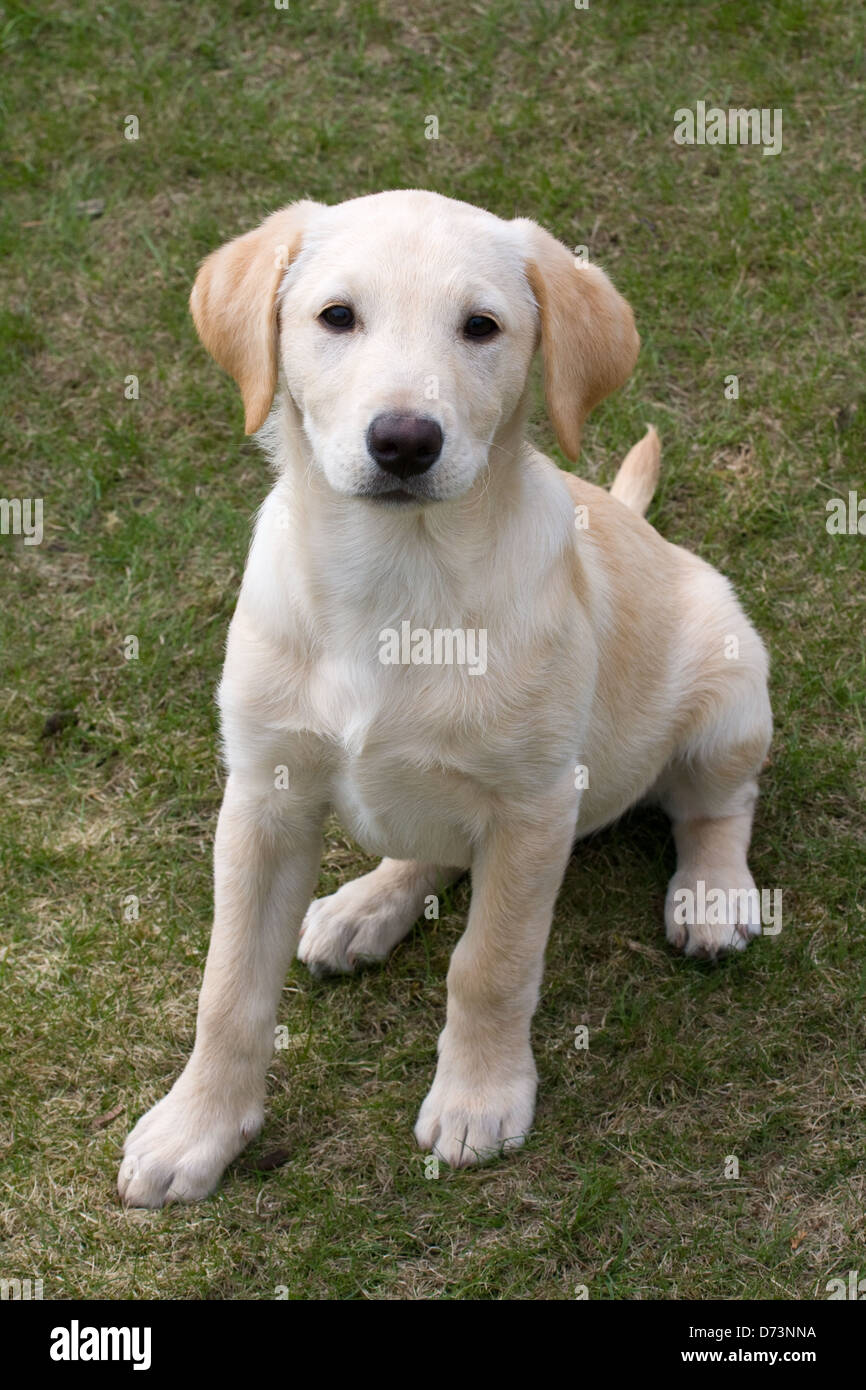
[[366, 413, 443, 479]]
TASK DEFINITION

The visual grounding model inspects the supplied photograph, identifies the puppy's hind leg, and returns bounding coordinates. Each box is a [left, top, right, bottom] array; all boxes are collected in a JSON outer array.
[[656, 631, 773, 960], [298, 859, 462, 977]]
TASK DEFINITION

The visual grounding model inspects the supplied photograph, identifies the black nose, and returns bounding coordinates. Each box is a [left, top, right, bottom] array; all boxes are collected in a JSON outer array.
[[367, 413, 443, 478]]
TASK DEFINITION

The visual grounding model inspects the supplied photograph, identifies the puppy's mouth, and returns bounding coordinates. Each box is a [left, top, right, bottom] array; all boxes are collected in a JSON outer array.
[[367, 488, 425, 505], [358, 482, 435, 506]]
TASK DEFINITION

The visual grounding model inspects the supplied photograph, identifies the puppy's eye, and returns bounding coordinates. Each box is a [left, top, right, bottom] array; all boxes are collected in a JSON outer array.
[[463, 314, 499, 340], [320, 304, 354, 330]]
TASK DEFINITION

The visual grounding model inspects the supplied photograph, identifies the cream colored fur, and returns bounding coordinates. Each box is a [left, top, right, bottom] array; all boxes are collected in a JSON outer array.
[[119, 191, 771, 1207]]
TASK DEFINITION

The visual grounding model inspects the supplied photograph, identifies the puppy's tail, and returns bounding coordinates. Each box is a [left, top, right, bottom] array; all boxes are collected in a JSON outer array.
[[610, 425, 660, 516]]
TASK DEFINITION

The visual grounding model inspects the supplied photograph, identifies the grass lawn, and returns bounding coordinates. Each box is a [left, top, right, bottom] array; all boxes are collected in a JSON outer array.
[[1, 0, 864, 1299]]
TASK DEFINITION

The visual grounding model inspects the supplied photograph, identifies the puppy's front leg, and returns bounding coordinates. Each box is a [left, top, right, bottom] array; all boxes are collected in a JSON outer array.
[[415, 792, 577, 1167], [119, 773, 324, 1207]]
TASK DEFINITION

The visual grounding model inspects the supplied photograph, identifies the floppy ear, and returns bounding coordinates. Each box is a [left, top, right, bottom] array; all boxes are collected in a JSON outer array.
[[189, 201, 322, 434], [520, 222, 639, 460]]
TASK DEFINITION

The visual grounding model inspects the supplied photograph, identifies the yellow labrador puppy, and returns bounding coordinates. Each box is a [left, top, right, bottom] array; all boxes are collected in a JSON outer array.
[[119, 190, 771, 1207]]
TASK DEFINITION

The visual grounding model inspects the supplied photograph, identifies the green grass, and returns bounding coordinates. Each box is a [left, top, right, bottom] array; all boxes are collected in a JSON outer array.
[[1, 0, 864, 1300]]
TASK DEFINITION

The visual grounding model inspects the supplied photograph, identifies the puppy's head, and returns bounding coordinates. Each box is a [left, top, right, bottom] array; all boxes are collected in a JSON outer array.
[[190, 191, 638, 504]]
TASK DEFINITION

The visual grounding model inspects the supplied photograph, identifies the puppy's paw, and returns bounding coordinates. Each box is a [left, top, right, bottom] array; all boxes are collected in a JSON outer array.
[[298, 877, 415, 977], [118, 1080, 261, 1208], [414, 1059, 537, 1168], [665, 868, 762, 959]]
